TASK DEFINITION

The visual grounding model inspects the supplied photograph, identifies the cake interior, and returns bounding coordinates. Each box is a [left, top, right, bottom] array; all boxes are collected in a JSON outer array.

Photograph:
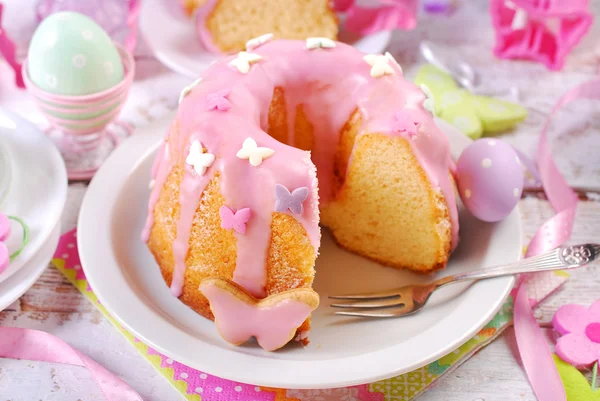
[[205, 0, 338, 53]]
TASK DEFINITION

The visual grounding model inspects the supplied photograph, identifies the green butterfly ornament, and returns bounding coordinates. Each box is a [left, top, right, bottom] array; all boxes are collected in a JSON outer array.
[[414, 64, 528, 139], [554, 354, 600, 401]]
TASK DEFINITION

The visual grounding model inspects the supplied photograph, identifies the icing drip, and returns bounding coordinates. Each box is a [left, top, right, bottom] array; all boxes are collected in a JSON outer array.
[[146, 40, 460, 301], [141, 139, 171, 243]]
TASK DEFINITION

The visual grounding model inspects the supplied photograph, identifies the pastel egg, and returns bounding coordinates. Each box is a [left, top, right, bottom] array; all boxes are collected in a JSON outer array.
[[456, 138, 523, 222], [27, 11, 124, 96]]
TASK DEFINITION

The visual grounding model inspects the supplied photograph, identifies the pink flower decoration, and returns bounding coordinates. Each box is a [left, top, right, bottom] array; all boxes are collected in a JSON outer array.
[[0, 213, 10, 242], [553, 300, 600, 367], [206, 89, 232, 112], [341, 0, 418, 35], [490, 0, 593, 71], [219, 206, 251, 234], [393, 110, 419, 139]]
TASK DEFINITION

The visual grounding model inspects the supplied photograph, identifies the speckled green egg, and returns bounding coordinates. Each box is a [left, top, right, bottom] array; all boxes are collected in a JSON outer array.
[[27, 11, 124, 96]]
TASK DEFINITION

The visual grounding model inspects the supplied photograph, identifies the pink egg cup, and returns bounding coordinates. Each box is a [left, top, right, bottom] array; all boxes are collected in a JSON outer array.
[[22, 43, 135, 180]]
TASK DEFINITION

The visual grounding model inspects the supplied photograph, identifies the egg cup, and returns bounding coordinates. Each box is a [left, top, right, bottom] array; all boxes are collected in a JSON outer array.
[[23, 43, 135, 180]]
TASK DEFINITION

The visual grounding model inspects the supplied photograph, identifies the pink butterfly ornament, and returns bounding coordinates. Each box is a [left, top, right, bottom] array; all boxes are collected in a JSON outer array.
[[219, 205, 251, 234], [490, 0, 593, 71], [553, 300, 600, 367]]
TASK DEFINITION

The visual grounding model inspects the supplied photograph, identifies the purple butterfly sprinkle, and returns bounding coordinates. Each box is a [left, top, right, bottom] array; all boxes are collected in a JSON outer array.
[[274, 184, 309, 215], [206, 89, 232, 111]]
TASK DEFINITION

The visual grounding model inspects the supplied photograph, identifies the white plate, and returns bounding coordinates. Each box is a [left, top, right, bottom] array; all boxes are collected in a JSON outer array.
[[0, 108, 67, 283], [139, 0, 393, 79], [0, 222, 60, 311], [0, 140, 12, 206], [78, 113, 521, 389]]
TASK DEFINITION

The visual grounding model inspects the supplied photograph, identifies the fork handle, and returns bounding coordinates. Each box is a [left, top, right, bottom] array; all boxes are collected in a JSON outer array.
[[434, 244, 600, 288]]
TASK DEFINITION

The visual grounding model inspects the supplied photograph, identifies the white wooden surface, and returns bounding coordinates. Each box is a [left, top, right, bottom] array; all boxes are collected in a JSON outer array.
[[1, 1, 600, 400]]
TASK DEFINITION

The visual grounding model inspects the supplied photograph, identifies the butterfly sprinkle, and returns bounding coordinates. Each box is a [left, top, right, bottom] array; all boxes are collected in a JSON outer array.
[[229, 51, 263, 74], [363, 53, 396, 78], [206, 89, 232, 111], [186, 140, 215, 176], [236, 138, 275, 167], [274, 184, 309, 215], [306, 37, 337, 50], [219, 206, 251, 234], [393, 111, 420, 139]]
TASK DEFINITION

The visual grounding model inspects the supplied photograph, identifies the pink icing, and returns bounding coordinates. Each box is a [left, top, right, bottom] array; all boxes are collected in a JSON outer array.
[[199, 280, 315, 351], [143, 39, 459, 302]]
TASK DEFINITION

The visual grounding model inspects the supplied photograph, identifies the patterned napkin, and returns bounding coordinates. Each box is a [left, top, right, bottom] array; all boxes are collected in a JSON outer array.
[[51, 229, 568, 401]]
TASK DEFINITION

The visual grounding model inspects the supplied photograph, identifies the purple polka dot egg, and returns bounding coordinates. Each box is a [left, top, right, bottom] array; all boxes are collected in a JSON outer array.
[[456, 138, 523, 222]]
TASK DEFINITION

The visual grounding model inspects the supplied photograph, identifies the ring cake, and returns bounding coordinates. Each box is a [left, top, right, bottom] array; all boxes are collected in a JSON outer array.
[[143, 36, 459, 351]]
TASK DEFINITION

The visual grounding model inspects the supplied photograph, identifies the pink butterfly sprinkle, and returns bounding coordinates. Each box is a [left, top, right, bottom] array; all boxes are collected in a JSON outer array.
[[206, 89, 232, 111], [219, 206, 251, 234], [393, 111, 419, 138]]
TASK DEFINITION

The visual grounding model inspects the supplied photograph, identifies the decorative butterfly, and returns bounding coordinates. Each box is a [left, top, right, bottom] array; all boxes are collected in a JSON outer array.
[[206, 89, 231, 112], [553, 354, 600, 401], [219, 205, 251, 234], [274, 184, 309, 215], [414, 64, 527, 139], [199, 278, 319, 351], [490, 0, 593, 71]]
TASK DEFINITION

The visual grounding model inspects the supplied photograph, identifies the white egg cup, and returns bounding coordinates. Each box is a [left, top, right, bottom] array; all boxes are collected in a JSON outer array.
[[22, 43, 135, 180]]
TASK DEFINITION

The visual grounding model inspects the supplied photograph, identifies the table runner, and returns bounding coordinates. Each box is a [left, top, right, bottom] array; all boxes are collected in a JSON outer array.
[[50, 228, 567, 400]]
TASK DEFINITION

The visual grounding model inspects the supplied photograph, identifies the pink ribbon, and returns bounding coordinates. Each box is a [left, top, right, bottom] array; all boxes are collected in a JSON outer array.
[[514, 79, 600, 400], [334, 0, 418, 35], [0, 3, 24, 88], [0, 326, 144, 400]]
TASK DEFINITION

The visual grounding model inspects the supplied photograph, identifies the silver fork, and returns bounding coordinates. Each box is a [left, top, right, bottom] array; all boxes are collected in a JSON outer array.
[[330, 244, 600, 318]]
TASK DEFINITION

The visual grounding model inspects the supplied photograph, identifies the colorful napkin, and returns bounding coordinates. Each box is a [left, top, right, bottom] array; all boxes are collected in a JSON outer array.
[[52, 229, 568, 401]]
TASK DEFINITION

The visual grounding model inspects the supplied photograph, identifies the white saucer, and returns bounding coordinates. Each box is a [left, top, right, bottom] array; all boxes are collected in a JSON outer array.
[[78, 112, 521, 388], [139, 0, 393, 79], [0, 222, 60, 311], [0, 108, 67, 283]]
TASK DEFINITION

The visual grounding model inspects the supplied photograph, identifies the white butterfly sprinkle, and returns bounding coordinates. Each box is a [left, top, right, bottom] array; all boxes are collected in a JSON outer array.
[[186, 140, 215, 176], [229, 51, 263, 74], [236, 138, 275, 167]]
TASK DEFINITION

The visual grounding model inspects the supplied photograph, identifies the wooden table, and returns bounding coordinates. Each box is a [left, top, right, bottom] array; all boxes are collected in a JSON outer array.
[[1, 1, 599, 399]]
